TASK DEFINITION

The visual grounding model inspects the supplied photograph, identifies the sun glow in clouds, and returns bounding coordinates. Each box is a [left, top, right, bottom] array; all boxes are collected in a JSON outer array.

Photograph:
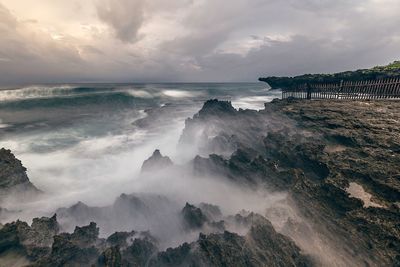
[[0, 0, 400, 84]]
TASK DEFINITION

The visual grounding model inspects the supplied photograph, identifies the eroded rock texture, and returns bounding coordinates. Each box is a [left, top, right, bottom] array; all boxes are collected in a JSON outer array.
[[0, 99, 399, 266], [182, 99, 400, 266], [0, 148, 40, 201]]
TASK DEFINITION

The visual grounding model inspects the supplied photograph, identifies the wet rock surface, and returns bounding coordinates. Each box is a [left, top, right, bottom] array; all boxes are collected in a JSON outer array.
[[180, 99, 400, 266], [0, 214, 59, 262], [1, 99, 399, 266], [0, 148, 40, 201], [151, 212, 312, 267], [0, 206, 312, 266]]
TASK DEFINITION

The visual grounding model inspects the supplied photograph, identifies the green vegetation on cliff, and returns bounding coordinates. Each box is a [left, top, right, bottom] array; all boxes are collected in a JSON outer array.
[[259, 61, 400, 89]]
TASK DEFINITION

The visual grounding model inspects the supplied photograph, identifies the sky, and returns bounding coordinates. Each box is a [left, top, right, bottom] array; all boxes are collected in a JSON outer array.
[[0, 0, 399, 84]]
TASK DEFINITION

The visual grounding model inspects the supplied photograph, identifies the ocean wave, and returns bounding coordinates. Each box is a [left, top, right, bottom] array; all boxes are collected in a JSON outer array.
[[126, 90, 155, 99], [162, 90, 204, 98], [0, 85, 78, 101], [0, 118, 10, 129], [0, 91, 139, 110], [231, 92, 281, 110]]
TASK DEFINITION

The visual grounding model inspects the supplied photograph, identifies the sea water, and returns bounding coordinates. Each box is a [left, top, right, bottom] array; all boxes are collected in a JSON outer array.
[[0, 83, 281, 220]]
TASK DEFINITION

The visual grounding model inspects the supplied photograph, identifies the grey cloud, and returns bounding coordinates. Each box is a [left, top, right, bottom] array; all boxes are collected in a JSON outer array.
[[0, 3, 87, 84], [0, 0, 400, 84], [97, 0, 145, 43]]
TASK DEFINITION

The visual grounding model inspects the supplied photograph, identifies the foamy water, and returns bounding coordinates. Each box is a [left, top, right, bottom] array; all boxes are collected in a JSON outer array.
[[0, 83, 281, 229]]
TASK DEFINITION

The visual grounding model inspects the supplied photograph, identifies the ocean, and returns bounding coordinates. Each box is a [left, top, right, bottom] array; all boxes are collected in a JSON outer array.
[[0, 83, 281, 224]]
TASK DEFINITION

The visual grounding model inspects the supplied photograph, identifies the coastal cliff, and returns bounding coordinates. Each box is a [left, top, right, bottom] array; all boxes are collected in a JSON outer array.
[[259, 61, 400, 89]]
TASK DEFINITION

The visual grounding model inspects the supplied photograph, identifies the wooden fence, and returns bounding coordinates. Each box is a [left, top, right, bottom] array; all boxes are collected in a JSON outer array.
[[282, 78, 400, 100]]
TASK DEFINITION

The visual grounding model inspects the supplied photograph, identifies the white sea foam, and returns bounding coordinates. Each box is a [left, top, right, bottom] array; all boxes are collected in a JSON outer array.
[[0, 85, 76, 101], [162, 89, 204, 98], [127, 90, 154, 98], [0, 119, 10, 129], [232, 91, 282, 110]]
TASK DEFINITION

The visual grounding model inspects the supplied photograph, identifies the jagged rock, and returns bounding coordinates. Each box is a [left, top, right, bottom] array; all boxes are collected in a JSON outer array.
[[38, 222, 102, 266], [0, 148, 40, 200], [154, 242, 192, 266], [122, 236, 158, 266], [141, 149, 173, 172], [106, 231, 136, 248], [0, 99, 398, 266], [197, 99, 237, 117], [181, 203, 208, 230], [0, 207, 311, 267], [192, 148, 293, 190], [180, 99, 290, 156], [180, 99, 400, 266], [98, 246, 122, 267], [0, 214, 60, 262], [151, 212, 312, 267], [198, 203, 222, 221]]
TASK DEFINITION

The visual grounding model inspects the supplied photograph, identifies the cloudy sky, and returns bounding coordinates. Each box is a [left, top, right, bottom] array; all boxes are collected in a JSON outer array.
[[0, 0, 399, 84]]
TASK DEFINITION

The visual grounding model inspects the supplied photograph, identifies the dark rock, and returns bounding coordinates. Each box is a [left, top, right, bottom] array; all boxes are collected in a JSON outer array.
[[181, 99, 400, 265], [98, 246, 122, 267], [122, 236, 158, 266], [38, 222, 101, 266], [152, 242, 192, 266], [141, 149, 173, 172], [198, 203, 222, 221], [181, 203, 208, 230], [152, 212, 312, 267], [197, 99, 237, 117], [0, 148, 40, 200], [106, 231, 136, 248], [0, 214, 60, 262]]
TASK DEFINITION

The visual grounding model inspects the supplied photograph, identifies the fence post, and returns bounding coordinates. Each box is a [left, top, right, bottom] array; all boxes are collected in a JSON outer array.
[[306, 83, 311, 100], [337, 80, 343, 99]]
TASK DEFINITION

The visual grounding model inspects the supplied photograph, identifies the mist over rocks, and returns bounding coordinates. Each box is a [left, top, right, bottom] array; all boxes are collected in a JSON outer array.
[[55, 193, 179, 239], [0, 203, 311, 266], [0, 214, 59, 263], [151, 212, 313, 267], [179, 99, 292, 157], [141, 149, 173, 173], [181, 203, 208, 230], [0, 98, 399, 266], [178, 99, 400, 266]]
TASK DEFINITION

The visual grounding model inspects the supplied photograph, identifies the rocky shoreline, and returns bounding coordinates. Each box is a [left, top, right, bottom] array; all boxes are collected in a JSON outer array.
[[0, 99, 399, 266]]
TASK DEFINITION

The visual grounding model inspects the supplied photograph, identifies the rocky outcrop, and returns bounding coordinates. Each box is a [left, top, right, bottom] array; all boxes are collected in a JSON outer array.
[[0, 148, 40, 201], [180, 99, 400, 266], [37, 222, 102, 266], [180, 99, 292, 157], [56, 193, 176, 236], [141, 149, 173, 172], [1, 99, 399, 266], [259, 60, 400, 89], [0, 214, 59, 262], [181, 203, 208, 230], [152, 212, 312, 267], [0, 203, 311, 267]]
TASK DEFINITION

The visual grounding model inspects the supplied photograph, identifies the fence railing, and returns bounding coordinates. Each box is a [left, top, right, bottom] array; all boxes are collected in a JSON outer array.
[[282, 78, 400, 100]]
